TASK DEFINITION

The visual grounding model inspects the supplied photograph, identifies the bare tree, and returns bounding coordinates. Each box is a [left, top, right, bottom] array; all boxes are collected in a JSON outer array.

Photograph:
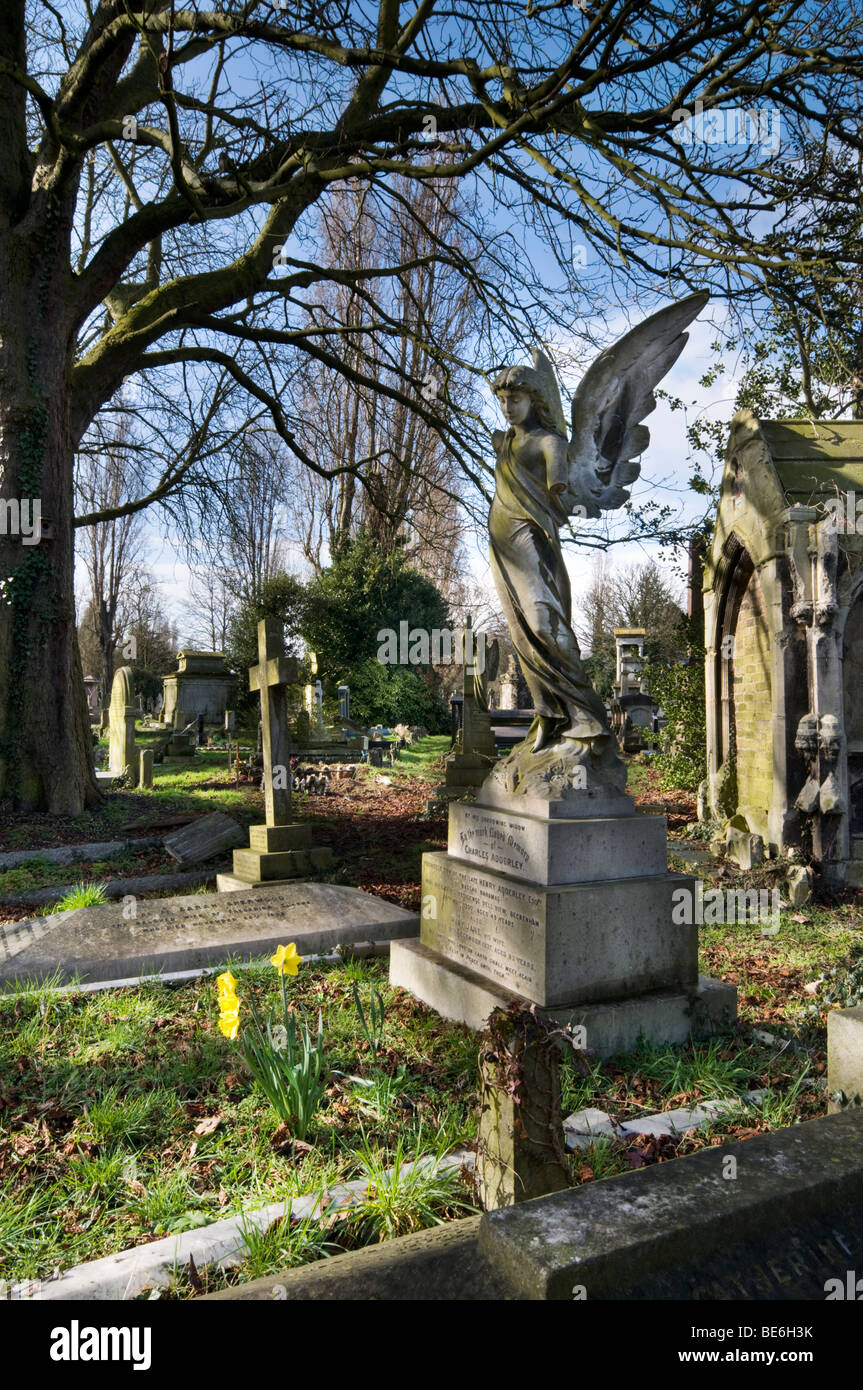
[[2, 1, 863, 810], [74, 420, 144, 704]]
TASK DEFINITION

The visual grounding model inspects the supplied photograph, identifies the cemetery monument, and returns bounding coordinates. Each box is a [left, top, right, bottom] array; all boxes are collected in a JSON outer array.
[[107, 666, 137, 779], [703, 412, 863, 886], [220, 619, 334, 888], [162, 651, 237, 728], [392, 292, 738, 1052]]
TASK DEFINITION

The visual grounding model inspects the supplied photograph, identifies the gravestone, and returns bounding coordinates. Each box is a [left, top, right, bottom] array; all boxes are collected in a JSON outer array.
[[222, 619, 334, 888], [338, 685, 350, 721], [108, 667, 137, 778], [392, 785, 736, 1056], [83, 675, 100, 720], [828, 1006, 863, 1112], [164, 811, 245, 865], [499, 657, 518, 711], [162, 651, 237, 727], [429, 620, 497, 807], [0, 882, 418, 989], [139, 748, 153, 788], [294, 709, 311, 745], [203, 1108, 863, 1302]]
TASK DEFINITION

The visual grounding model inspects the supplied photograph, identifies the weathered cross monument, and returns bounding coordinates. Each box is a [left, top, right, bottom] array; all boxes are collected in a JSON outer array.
[[218, 619, 334, 889]]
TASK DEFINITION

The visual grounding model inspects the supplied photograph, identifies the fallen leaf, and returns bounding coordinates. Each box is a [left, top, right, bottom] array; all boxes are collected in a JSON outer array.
[[576, 1164, 594, 1183], [194, 1115, 222, 1136]]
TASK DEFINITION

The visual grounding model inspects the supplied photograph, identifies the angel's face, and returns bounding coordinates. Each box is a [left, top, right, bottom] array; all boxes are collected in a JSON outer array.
[[498, 389, 532, 427]]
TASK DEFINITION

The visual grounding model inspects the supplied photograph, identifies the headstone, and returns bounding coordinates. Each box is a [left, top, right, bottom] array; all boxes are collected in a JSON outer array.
[[139, 748, 153, 789], [392, 784, 736, 1055], [226, 619, 335, 886], [431, 619, 496, 805], [224, 710, 235, 733], [338, 685, 350, 721], [0, 882, 418, 989], [294, 709, 311, 745], [499, 656, 518, 710], [725, 816, 764, 869], [83, 675, 100, 720], [162, 651, 237, 728], [828, 1006, 863, 1113], [164, 811, 246, 865], [108, 667, 137, 779], [481, 1109, 863, 1300]]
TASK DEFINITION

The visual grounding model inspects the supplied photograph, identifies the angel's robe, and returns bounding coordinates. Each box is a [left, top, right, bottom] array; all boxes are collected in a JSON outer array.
[[489, 429, 608, 736]]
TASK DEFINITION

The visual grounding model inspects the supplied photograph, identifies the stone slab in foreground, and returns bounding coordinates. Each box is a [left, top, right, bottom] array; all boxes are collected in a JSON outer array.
[[203, 1109, 863, 1301], [0, 882, 418, 989]]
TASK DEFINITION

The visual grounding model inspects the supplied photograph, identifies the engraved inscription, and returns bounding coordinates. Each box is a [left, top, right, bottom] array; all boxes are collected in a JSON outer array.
[[453, 808, 532, 875], [422, 856, 543, 996]]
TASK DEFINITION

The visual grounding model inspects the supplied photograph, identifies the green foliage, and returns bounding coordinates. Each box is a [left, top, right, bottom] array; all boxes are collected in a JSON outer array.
[[300, 532, 450, 678], [50, 881, 110, 913], [240, 986, 328, 1139], [224, 573, 305, 710], [643, 652, 706, 792], [584, 651, 615, 700], [810, 945, 863, 1013], [351, 980, 387, 1057], [346, 657, 449, 730], [338, 1127, 477, 1244]]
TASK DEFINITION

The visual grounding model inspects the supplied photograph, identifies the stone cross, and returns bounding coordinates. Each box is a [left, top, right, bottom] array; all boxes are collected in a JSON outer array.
[[249, 619, 298, 827], [108, 666, 137, 777]]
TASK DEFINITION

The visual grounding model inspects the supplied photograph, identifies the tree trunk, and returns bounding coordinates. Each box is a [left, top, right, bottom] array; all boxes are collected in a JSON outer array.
[[0, 231, 99, 813]]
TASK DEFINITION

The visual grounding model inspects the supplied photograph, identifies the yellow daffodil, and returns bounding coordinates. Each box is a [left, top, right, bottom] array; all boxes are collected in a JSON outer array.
[[218, 1011, 240, 1041], [270, 942, 300, 977], [216, 970, 238, 998]]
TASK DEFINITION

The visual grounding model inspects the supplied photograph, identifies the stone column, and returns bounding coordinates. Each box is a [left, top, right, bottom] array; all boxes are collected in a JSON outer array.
[[478, 1007, 571, 1209]]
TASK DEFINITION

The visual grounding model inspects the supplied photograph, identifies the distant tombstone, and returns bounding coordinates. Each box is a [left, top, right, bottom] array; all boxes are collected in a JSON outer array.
[[162, 651, 237, 728], [295, 709, 311, 746], [338, 685, 350, 721], [108, 667, 137, 778], [139, 748, 154, 789], [224, 710, 235, 733], [368, 748, 384, 768], [83, 675, 100, 720]]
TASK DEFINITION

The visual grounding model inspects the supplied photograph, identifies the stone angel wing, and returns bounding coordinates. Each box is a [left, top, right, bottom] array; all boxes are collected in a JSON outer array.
[[565, 291, 709, 518], [531, 348, 569, 437]]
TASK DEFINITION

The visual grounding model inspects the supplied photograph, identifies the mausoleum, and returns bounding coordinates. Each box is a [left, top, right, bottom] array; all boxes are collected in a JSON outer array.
[[703, 411, 863, 884], [162, 651, 237, 727]]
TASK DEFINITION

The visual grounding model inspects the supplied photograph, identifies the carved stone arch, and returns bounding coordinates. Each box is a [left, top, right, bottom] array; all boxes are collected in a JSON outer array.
[[714, 534, 751, 770], [714, 534, 774, 828], [840, 573, 863, 836]]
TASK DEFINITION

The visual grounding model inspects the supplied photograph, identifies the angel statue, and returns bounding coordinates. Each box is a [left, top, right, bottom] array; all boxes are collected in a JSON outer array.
[[484, 292, 708, 802]]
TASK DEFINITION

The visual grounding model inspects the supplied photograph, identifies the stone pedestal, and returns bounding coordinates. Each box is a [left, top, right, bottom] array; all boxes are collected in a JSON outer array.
[[225, 822, 334, 887], [390, 791, 737, 1056]]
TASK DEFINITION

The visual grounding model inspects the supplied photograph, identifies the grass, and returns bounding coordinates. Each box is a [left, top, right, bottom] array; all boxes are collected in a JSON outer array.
[[0, 956, 480, 1291], [49, 883, 110, 913], [383, 735, 450, 782]]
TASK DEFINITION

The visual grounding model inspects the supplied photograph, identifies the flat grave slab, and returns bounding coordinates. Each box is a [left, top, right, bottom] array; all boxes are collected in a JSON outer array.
[[0, 882, 419, 989], [480, 1109, 863, 1300]]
